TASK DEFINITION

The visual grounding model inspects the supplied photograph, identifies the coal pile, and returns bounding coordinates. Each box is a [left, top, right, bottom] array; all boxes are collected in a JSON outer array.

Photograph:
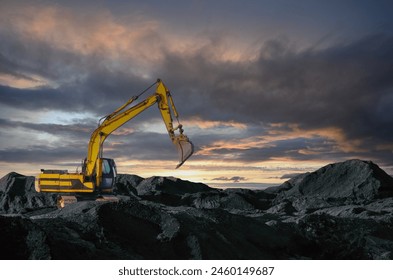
[[0, 172, 57, 214], [1, 159, 393, 259]]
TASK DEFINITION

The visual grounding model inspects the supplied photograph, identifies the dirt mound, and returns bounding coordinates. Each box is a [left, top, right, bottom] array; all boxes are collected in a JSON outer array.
[[1, 159, 393, 259], [273, 160, 393, 210], [135, 176, 212, 196], [0, 172, 57, 214], [0, 215, 50, 259], [114, 174, 143, 197], [182, 188, 273, 211], [2, 199, 301, 260], [289, 159, 393, 199], [296, 213, 393, 259]]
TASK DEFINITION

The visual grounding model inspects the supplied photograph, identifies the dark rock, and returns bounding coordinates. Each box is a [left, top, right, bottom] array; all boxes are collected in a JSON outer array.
[[265, 172, 309, 194], [266, 200, 297, 215], [0, 215, 51, 259], [273, 160, 393, 212], [134, 176, 213, 206], [182, 188, 273, 211], [313, 198, 393, 221], [296, 213, 393, 259], [192, 192, 254, 210], [0, 172, 57, 214], [136, 176, 212, 196], [114, 174, 143, 197], [282, 160, 393, 201]]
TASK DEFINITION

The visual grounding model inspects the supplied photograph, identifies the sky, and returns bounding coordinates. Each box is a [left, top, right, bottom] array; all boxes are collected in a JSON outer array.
[[1, 0, 393, 188]]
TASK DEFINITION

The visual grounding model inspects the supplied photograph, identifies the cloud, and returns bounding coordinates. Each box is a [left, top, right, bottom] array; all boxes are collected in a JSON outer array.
[[212, 176, 247, 183], [157, 34, 393, 165], [0, 145, 84, 164], [0, 117, 183, 162], [0, 118, 93, 137], [1, 4, 163, 63], [280, 173, 305, 180]]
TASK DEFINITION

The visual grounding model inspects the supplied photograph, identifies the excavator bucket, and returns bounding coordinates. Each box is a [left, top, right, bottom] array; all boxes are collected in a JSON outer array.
[[175, 138, 194, 169]]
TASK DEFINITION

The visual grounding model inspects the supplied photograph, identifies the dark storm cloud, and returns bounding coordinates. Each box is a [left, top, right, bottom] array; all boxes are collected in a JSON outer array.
[[0, 118, 93, 140], [0, 24, 83, 82], [157, 34, 393, 164], [162, 34, 393, 131], [13, 31, 393, 151], [0, 145, 84, 164], [0, 78, 152, 116], [0, 118, 91, 166], [0, 85, 82, 113], [0, 50, 158, 117], [0, 53, 32, 80], [0, 16, 162, 116]]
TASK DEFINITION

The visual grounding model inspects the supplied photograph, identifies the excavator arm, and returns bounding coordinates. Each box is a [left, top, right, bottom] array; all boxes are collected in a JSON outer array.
[[84, 79, 193, 187]]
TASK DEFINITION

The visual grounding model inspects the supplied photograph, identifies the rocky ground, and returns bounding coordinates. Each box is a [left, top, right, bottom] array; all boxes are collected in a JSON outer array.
[[1, 159, 393, 259]]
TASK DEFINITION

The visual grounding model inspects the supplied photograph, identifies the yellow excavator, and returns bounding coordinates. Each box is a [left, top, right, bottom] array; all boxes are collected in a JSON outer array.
[[35, 79, 194, 207]]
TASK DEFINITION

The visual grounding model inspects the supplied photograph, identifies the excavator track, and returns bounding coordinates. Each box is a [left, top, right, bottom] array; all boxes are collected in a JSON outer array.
[[57, 195, 120, 208], [57, 196, 78, 208]]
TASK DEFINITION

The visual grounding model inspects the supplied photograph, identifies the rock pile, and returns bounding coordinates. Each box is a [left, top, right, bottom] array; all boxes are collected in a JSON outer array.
[[0, 172, 57, 214], [1, 159, 393, 259]]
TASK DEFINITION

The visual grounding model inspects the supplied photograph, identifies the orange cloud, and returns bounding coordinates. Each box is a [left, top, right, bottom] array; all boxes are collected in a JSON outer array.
[[187, 117, 247, 129], [274, 123, 366, 153], [2, 3, 252, 76], [198, 122, 366, 159], [0, 73, 51, 89], [6, 5, 161, 65]]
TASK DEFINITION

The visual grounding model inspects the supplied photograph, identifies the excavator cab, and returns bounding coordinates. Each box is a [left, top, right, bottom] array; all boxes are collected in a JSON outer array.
[[98, 158, 117, 193]]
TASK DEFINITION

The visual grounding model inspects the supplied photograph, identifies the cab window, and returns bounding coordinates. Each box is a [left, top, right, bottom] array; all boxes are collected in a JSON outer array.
[[102, 160, 111, 175]]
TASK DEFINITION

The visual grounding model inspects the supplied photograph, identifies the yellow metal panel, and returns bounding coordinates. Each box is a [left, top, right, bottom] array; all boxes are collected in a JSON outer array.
[[39, 188, 94, 193], [37, 172, 94, 193], [39, 174, 61, 179]]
